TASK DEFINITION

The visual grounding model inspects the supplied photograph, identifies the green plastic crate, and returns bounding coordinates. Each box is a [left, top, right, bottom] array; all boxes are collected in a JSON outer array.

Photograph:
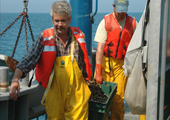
[[88, 81, 117, 120]]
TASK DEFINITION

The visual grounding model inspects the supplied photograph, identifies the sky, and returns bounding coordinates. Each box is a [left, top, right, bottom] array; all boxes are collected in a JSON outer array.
[[0, 0, 146, 13]]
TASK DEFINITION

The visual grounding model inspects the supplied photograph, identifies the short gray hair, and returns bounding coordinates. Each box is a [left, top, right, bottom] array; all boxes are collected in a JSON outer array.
[[50, 1, 72, 18]]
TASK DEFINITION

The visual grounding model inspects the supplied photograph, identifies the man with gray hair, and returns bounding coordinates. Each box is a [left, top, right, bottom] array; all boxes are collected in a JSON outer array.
[[9, 1, 92, 119], [94, 0, 137, 119]]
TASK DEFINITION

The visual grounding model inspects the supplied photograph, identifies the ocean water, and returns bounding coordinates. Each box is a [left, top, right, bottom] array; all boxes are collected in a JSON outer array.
[[0, 12, 142, 61], [0, 12, 142, 120]]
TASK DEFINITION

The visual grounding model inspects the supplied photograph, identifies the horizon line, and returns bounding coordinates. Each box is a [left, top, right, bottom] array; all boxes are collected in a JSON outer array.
[[0, 12, 144, 14]]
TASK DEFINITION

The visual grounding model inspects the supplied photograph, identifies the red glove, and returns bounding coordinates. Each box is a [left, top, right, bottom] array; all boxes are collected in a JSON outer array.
[[95, 64, 103, 84]]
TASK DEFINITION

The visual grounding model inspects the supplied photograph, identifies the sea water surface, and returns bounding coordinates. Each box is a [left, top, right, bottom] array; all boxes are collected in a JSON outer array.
[[0, 12, 142, 61], [0, 12, 142, 120]]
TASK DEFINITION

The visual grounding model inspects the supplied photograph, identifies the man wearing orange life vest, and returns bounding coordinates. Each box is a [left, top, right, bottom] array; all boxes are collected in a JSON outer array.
[[94, 0, 137, 120], [9, 1, 92, 120]]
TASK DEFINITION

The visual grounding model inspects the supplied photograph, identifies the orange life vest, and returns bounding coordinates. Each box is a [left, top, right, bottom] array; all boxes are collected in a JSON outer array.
[[70, 27, 92, 81], [35, 27, 92, 88], [104, 13, 136, 59]]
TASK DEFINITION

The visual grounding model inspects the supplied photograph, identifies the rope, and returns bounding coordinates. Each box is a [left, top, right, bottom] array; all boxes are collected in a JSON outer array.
[[11, 15, 25, 58], [0, 13, 23, 37], [0, 0, 35, 58], [26, 15, 35, 42], [23, 13, 29, 52]]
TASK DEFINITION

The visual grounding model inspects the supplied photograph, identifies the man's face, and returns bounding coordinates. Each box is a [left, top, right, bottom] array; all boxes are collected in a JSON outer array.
[[113, 4, 127, 21], [52, 12, 71, 35]]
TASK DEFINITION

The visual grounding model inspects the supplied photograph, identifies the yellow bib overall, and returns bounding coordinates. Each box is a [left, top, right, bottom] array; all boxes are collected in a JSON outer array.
[[102, 56, 128, 120], [43, 37, 91, 120]]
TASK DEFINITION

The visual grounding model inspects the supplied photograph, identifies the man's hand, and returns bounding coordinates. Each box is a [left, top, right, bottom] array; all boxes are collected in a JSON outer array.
[[9, 68, 23, 101], [95, 64, 103, 84], [9, 81, 20, 101]]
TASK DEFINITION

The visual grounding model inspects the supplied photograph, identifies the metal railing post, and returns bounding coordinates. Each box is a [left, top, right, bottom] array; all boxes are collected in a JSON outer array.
[[159, 0, 169, 119]]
